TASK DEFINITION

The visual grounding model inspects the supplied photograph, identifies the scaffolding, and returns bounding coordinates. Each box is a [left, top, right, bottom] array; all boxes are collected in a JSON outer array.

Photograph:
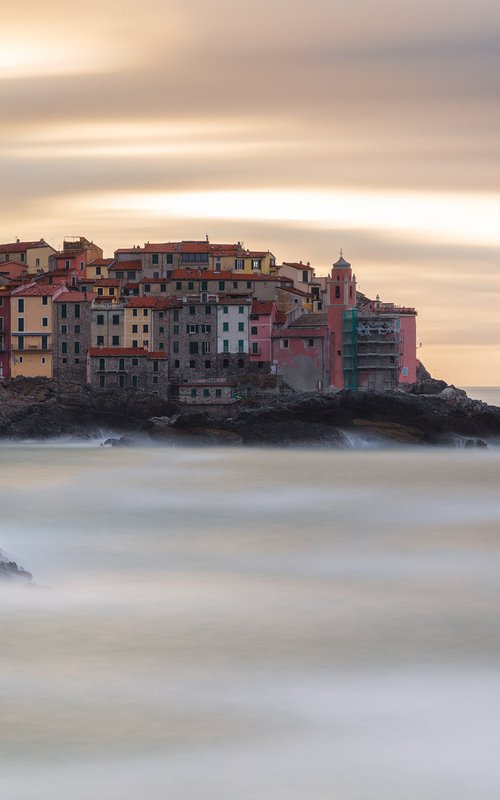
[[356, 312, 401, 390], [342, 309, 358, 390]]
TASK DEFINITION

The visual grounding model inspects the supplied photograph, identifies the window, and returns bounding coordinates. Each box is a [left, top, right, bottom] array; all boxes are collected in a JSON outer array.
[[166, 254, 173, 264], [223, 358, 229, 368], [191, 388, 197, 398], [112, 335, 120, 346], [132, 309, 138, 317], [181, 252, 209, 264], [235, 258, 244, 270], [42, 317, 48, 327], [335, 286, 341, 299], [65, 259, 70, 269], [74, 341, 80, 354], [80, 261, 84, 272], [42, 296, 48, 306], [203, 324, 211, 333], [201, 281, 208, 291], [238, 358, 244, 368], [176, 282, 182, 291], [153, 360, 159, 373], [238, 306, 244, 314], [132, 325, 138, 333], [143, 309, 149, 317], [189, 306, 195, 315], [110, 314, 119, 325], [233, 282, 238, 289], [35, 258, 40, 267], [251, 326, 258, 335], [173, 310, 179, 321], [99, 375, 105, 388], [142, 324, 149, 333], [173, 325, 179, 335], [223, 340, 229, 353], [116, 272, 124, 279], [132, 340, 138, 347], [203, 389, 210, 398], [159, 312, 164, 318], [215, 389, 222, 398], [189, 360, 196, 368], [188, 281, 194, 290], [61, 324, 67, 334], [238, 340, 244, 353], [18, 355, 24, 363], [17, 299, 24, 313], [119, 374, 125, 388], [223, 306, 228, 315], [109, 288, 115, 296], [173, 341, 179, 353], [223, 322, 229, 332], [97, 336, 104, 346], [75, 325, 80, 334], [152, 376, 159, 385], [252, 343, 259, 354], [205, 360, 211, 369], [258, 361, 263, 369], [152, 253, 159, 265], [246, 282, 251, 289], [202, 341, 210, 354], [218, 281, 225, 291], [61, 341, 68, 354], [144, 284, 150, 293], [97, 314, 104, 325], [189, 341, 199, 354], [96, 266, 102, 276], [159, 326, 165, 334], [205, 305, 211, 315], [281, 339, 289, 349], [174, 359, 180, 369], [160, 284, 166, 292], [307, 338, 314, 347], [17, 318, 24, 332], [252, 259, 261, 270], [159, 342, 165, 350], [302, 271, 309, 283], [74, 358, 80, 364], [238, 322, 244, 331], [62, 358, 67, 364], [119, 358, 125, 371], [99, 358, 105, 371], [132, 358, 139, 366], [97, 288, 104, 296], [132, 375, 138, 388]]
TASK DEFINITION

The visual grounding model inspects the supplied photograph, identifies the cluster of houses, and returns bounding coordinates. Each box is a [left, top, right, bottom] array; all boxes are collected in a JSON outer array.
[[0, 236, 417, 403]]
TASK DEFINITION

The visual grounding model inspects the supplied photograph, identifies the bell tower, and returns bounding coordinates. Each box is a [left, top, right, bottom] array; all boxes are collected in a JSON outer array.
[[327, 250, 357, 388]]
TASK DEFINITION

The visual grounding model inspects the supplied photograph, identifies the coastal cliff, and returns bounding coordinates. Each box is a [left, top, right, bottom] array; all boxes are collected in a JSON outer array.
[[0, 373, 498, 447]]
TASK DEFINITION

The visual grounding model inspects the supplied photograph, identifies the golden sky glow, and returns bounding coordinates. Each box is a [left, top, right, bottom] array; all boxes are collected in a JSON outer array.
[[1, 0, 500, 384]]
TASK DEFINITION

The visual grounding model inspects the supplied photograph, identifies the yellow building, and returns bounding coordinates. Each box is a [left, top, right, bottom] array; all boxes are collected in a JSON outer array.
[[91, 279, 120, 302], [86, 258, 113, 281], [10, 283, 68, 377], [0, 239, 56, 274]]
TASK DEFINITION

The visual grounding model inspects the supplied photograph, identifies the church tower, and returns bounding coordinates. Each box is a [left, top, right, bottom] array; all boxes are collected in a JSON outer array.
[[327, 251, 357, 388]]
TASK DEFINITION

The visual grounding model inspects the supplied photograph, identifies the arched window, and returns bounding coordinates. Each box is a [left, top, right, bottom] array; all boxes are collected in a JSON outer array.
[[238, 358, 244, 368], [335, 286, 341, 299]]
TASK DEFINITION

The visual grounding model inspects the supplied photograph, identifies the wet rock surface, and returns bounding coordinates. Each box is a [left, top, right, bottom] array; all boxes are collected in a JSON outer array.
[[0, 374, 498, 447]]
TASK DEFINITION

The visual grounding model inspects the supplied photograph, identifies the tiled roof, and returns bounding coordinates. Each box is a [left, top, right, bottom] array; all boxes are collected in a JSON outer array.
[[0, 240, 50, 254], [87, 258, 114, 266], [89, 347, 167, 358], [54, 291, 89, 303], [53, 250, 85, 258], [289, 313, 327, 328], [108, 260, 142, 270], [125, 297, 177, 309], [92, 279, 120, 287], [251, 300, 274, 315], [278, 286, 311, 297], [11, 283, 67, 297]]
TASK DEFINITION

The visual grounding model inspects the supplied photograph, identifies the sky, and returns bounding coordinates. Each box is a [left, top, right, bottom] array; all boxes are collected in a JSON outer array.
[[1, 0, 499, 384]]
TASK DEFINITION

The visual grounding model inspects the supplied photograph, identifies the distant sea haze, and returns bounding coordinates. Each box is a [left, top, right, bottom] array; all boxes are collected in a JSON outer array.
[[462, 387, 500, 406]]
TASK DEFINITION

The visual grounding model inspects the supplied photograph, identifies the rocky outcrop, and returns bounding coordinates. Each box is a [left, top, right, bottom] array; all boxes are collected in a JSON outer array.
[[0, 552, 32, 583], [0, 375, 499, 447]]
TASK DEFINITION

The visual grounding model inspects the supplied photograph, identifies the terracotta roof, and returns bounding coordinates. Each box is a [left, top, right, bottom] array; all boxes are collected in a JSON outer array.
[[278, 286, 311, 297], [54, 291, 89, 303], [282, 262, 314, 271], [11, 283, 67, 297], [218, 298, 251, 306], [169, 270, 277, 282], [92, 279, 120, 287], [125, 297, 176, 309], [289, 313, 327, 328], [109, 260, 142, 270], [53, 250, 85, 258], [89, 347, 167, 358], [87, 258, 114, 266], [251, 300, 275, 315], [275, 311, 287, 324], [0, 240, 50, 254]]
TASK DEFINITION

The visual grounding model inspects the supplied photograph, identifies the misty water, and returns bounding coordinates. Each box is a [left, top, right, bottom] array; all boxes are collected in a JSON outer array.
[[1, 428, 500, 798]]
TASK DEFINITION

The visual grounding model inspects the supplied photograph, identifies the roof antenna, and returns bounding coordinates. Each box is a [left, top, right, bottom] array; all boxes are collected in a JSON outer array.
[[206, 233, 209, 242], [339, 247, 343, 258]]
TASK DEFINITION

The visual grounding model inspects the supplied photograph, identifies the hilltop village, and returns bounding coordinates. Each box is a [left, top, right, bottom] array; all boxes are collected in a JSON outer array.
[[0, 236, 417, 404]]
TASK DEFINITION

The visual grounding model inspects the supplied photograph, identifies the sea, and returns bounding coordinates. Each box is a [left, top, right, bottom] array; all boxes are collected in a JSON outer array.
[[1, 386, 499, 799]]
